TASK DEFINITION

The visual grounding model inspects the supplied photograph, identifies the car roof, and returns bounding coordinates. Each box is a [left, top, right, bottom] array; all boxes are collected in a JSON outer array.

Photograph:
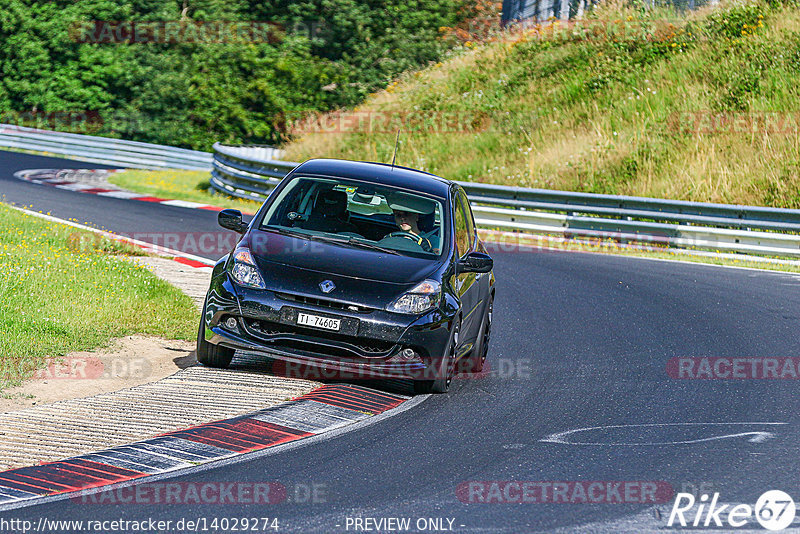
[[290, 158, 453, 198]]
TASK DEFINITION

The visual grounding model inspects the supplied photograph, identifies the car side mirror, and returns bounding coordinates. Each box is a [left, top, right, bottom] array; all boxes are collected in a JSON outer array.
[[218, 209, 247, 234], [458, 251, 493, 274]]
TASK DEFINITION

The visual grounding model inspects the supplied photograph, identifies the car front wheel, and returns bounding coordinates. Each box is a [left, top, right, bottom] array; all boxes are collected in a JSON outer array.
[[196, 305, 235, 368], [415, 319, 460, 394]]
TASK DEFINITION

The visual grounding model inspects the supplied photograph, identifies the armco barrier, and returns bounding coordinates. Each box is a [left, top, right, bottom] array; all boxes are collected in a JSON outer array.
[[211, 144, 800, 258], [0, 124, 213, 171]]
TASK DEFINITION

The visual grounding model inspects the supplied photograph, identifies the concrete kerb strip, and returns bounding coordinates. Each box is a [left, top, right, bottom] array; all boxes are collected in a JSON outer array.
[[0, 384, 414, 509]]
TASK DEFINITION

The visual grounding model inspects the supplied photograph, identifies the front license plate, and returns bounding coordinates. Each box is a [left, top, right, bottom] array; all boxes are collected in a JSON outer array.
[[297, 313, 341, 331]]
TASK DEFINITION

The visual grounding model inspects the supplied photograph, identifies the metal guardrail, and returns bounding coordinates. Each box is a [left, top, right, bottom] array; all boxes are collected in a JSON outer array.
[[212, 144, 800, 257], [210, 143, 297, 201], [0, 124, 213, 170]]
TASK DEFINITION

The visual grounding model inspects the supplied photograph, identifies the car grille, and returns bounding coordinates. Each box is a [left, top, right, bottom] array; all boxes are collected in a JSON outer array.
[[275, 292, 371, 313], [244, 319, 395, 357]]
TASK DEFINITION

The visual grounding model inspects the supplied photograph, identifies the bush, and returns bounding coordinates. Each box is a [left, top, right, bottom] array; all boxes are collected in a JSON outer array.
[[0, 0, 479, 150]]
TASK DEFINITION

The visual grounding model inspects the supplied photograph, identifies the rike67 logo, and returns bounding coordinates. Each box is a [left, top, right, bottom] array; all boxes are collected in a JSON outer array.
[[668, 490, 796, 531]]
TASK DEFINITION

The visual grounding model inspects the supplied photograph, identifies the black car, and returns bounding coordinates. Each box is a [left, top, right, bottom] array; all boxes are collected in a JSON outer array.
[[197, 159, 495, 393]]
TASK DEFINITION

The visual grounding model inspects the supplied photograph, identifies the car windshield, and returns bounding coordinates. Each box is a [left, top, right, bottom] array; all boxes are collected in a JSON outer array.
[[259, 175, 446, 258]]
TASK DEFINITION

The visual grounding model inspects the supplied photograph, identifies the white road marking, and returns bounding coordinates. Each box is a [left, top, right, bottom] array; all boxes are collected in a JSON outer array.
[[159, 199, 210, 209], [540, 422, 787, 446], [96, 190, 144, 199]]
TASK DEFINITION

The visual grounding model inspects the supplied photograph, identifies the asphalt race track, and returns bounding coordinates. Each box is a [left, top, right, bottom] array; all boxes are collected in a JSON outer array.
[[3, 149, 800, 532], [0, 150, 225, 246]]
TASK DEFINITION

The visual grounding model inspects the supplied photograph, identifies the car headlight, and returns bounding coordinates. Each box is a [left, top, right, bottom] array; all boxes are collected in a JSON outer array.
[[388, 280, 441, 314], [229, 247, 266, 289]]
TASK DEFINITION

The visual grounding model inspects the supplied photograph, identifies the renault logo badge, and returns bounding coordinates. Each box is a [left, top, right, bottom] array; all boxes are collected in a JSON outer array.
[[319, 280, 336, 293]]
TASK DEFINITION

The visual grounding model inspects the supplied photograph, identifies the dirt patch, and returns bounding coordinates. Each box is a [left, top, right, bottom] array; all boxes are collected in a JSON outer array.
[[0, 335, 196, 413], [0, 256, 213, 413]]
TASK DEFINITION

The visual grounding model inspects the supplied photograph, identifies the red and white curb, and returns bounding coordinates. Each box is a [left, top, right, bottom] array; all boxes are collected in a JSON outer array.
[[0, 384, 409, 508], [13, 169, 233, 214]]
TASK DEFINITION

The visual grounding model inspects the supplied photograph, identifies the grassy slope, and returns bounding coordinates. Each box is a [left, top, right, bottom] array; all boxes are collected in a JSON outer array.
[[0, 204, 197, 389], [283, 0, 800, 208], [109, 170, 263, 214]]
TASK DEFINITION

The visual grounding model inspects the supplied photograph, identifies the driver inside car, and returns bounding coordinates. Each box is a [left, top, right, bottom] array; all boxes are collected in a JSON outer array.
[[385, 194, 435, 252]]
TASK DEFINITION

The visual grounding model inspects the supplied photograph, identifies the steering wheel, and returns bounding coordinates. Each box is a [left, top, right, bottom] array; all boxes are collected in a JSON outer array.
[[387, 231, 432, 252]]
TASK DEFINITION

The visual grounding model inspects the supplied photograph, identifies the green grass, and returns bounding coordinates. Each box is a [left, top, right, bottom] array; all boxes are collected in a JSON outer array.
[[282, 0, 800, 208], [109, 170, 264, 214], [0, 204, 197, 390]]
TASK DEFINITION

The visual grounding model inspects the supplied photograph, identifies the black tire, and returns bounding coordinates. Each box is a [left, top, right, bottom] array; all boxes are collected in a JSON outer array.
[[414, 319, 460, 394], [196, 306, 235, 368], [464, 294, 493, 374]]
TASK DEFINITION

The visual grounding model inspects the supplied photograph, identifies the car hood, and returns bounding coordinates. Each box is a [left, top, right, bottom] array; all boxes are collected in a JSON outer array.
[[243, 231, 442, 307]]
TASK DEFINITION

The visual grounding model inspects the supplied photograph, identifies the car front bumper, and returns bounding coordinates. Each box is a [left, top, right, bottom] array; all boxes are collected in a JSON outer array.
[[202, 270, 454, 381]]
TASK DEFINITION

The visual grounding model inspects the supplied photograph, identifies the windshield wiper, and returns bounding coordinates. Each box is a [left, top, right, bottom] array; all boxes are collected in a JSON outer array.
[[264, 226, 314, 240], [313, 235, 401, 255], [264, 228, 401, 255], [345, 239, 403, 255]]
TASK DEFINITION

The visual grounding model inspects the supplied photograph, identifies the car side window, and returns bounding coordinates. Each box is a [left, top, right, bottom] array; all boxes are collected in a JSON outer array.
[[454, 192, 470, 258], [458, 190, 476, 250]]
